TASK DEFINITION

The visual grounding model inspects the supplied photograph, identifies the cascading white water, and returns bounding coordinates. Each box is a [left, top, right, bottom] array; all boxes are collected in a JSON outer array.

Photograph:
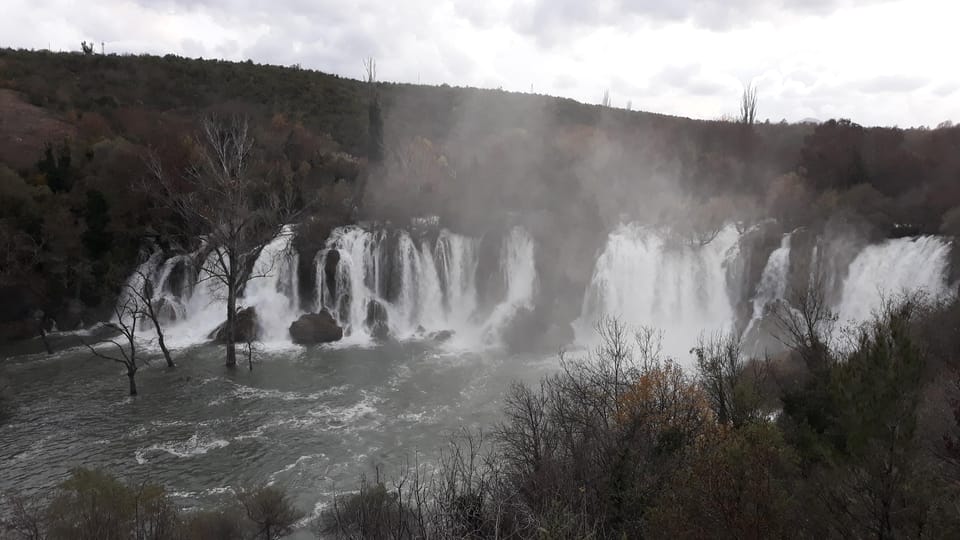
[[117, 216, 956, 355], [416, 239, 446, 330], [315, 225, 534, 345], [741, 233, 792, 354], [115, 250, 166, 317], [482, 226, 537, 339], [320, 226, 378, 340], [241, 225, 301, 343], [577, 223, 740, 361], [836, 235, 954, 323], [436, 230, 479, 328], [119, 227, 302, 348]]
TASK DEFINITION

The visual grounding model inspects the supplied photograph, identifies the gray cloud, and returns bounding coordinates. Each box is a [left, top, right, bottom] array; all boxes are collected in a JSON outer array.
[[501, 0, 894, 43], [654, 64, 731, 97], [859, 75, 929, 93], [932, 82, 959, 97]]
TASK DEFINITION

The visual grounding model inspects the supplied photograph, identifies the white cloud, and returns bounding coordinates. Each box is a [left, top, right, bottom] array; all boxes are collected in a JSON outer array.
[[1, 0, 957, 126]]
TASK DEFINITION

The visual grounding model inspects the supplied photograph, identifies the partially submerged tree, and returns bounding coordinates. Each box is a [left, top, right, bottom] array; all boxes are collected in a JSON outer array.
[[244, 331, 260, 372], [82, 297, 142, 396], [124, 270, 174, 368], [148, 116, 295, 367]]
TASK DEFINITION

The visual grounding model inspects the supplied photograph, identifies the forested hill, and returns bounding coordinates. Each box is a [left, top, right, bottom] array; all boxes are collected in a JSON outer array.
[[1, 48, 959, 343]]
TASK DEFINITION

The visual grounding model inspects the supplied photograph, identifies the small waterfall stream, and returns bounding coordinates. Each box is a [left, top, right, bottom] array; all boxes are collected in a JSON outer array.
[[740, 233, 792, 355]]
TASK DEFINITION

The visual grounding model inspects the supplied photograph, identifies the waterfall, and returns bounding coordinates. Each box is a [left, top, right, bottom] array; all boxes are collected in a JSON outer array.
[[113, 250, 165, 324], [437, 230, 479, 328], [321, 226, 380, 340], [577, 223, 740, 361], [118, 217, 955, 354], [836, 236, 953, 323], [315, 224, 533, 345], [241, 225, 301, 343], [118, 227, 301, 348], [740, 233, 792, 354], [482, 226, 537, 339]]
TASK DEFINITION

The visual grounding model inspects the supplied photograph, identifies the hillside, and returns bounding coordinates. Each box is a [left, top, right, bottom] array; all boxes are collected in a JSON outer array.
[[1, 48, 959, 343]]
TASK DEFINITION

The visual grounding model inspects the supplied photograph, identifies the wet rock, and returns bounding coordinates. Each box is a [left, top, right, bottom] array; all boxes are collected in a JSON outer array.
[[365, 300, 390, 341], [209, 307, 259, 343], [289, 310, 343, 344], [152, 297, 179, 324], [428, 329, 455, 343], [337, 292, 351, 323], [164, 258, 189, 297], [324, 249, 340, 298]]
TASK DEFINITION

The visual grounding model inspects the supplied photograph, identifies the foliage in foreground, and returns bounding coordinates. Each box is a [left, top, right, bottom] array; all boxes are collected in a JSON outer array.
[[320, 298, 960, 539], [7, 294, 960, 539], [1, 469, 302, 540]]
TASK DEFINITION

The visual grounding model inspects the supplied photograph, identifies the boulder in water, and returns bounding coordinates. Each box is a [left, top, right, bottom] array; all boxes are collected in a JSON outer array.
[[209, 307, 259, 343], [428, 329, 455, 343], [289, 310, 343, 344]]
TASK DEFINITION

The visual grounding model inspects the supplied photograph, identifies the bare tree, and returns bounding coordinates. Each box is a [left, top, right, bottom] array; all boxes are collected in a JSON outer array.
[[774, 269, 837, 373], [124, 270, 174, 368], [244, 331, 261, 372], [1, 491, 46, 540], [739, 81, 758, 125], [364, 57, 384, 164], [236, 484, 304, 540], [363, 57, 377, 85], [148, 116, 295, 368], [692, 331, 766, 427], [82, 297, 142, 396]]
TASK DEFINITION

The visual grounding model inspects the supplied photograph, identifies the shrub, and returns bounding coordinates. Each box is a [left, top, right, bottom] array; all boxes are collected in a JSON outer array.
[[318, 475, 417, 540], [236, 484, 303, 540]]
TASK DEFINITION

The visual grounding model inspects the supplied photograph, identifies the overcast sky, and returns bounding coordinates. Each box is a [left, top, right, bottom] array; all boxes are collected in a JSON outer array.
[[3, 0, 958, 127]]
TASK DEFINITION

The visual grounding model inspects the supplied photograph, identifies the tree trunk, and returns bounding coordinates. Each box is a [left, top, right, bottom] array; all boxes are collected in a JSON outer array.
[[151, 317, 174, 368], [225, 283, 237, 368], [127, 371, 138, 396], [36, 321, 53, 355]]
